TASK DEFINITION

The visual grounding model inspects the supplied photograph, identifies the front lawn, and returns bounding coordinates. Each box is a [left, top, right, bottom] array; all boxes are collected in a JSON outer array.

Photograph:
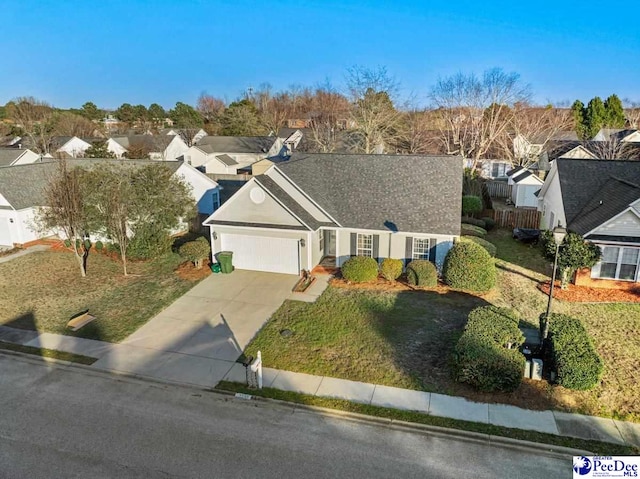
[[0, 249, 204, 343], [247, 228, 640, 422]]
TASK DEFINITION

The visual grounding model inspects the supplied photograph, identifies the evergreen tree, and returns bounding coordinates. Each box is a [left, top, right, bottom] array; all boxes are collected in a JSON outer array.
[[571, 100, 587, 140], [219, 99, 262, 135], [585, 97, 607, 139], [169, 102, 204, 128], [604, 94, 626, 128]]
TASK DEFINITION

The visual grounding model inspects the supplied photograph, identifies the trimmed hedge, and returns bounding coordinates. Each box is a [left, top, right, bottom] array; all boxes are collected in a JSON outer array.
[[380, 258, 403, 281], [443, 241, 496, 292], [461, 235, 497, 257], [179, 237, 210, 269], [548, 314, 603, 391], [462, 217, 487, 229], [453, 306, 525, 392], [462, 195, 483, 216], [406, 259, 437, 287], [481, 216, 496, 231], [461, 224, 488, 237], [341, 256, 379, 283]]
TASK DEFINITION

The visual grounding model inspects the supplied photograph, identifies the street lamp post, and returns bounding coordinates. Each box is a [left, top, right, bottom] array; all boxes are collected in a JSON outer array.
[[542, 226, 567, 340]]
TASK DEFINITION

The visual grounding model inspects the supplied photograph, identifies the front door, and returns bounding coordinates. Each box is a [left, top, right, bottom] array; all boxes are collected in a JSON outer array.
[[324, 230, 336, 256]]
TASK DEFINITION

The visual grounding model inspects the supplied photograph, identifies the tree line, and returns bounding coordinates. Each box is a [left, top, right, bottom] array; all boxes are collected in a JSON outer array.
[[3, 66, 639, 163]]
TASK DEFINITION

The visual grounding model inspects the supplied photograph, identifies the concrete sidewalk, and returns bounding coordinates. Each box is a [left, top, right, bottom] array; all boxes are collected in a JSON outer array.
[[0, 244, 50, 264], [221, 365, 640, 448]]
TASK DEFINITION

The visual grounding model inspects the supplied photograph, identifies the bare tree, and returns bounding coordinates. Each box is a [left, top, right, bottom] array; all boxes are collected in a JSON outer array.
[[623, 98, 640, 129], [396, 109, 444, 154], [588, 136, 640, 160], [54, 111, 101, 138], [37, 160, 90, 277], [345, 66, 403, 153], [429, 68, 532, 168], [196, 93, 225, 133], [306, 83, 350, 153], [6, 97, 57, 154], [254, 84, 295, 134]]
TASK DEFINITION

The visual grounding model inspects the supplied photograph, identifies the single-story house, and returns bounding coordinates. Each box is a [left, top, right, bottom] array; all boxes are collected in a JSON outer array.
[[160, 128, 208, 145], [107, 134, 189, 160], [0, 159, 219, 248], [0, 148, 40, 167], [537, 158, 640, 288], [593, 128, 640, 143], [203, 153, 462, 275], [53, 136, 94, 158], [506, 166, 544, 208]]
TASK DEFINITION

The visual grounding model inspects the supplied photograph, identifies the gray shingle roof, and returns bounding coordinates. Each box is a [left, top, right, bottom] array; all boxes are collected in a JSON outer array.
[[276, 153, 463, 235], [196, 136, 276, 154], [111, 135, 174, 151], [556, 159, 640, 233], [215, 154, 238, 166], [0, 149, 30, 167], [0, 159, 182, 210]]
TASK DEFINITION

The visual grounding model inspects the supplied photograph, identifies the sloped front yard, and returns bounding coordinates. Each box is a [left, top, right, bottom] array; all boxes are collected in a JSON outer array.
[[246, 229, 640, 422], [0, 249, 204, 343]]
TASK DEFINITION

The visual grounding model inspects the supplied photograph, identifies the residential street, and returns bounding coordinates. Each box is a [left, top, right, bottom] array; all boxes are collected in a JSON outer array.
[[0, 355, 570, 479]]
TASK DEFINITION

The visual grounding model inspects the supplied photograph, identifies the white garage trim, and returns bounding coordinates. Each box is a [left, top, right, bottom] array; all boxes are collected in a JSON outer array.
[[220, 233, 300, 275]]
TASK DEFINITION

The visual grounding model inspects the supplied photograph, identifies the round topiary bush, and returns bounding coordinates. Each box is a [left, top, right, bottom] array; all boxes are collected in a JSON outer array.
[[462, 195, 483, 217], [461, 224, 488, 237], [443, 241, 496, 292], [460, 235, 497, 257], [95, 241, 104, 251], [341, 256, 379, 283], [481, 216, 496, 231], [178, 237, 210, 269], [380, 258, 403, 281], [406, 259, 437, 287]]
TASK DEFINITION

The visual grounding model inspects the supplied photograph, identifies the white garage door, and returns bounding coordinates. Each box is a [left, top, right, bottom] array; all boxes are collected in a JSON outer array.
[[220, 234, 300, 275]]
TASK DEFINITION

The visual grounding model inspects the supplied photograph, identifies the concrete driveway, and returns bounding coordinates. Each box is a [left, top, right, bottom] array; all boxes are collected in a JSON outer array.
[[92, 270, 299, 387]]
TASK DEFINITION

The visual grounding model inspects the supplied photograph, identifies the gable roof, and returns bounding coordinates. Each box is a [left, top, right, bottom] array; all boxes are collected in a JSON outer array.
[[196, 136, 276, 154], [506, 166, 524, 177], [275, 153, 463, 234], [555, 159, 640, 233], [215, 154, 238, 166], [0, 158, 182, 210], [110, 134, 175, 152], [0, 148, 32, 167]]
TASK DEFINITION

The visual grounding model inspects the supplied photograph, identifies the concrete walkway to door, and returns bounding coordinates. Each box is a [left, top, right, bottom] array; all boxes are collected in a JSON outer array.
[[91, 270, 300, 387]]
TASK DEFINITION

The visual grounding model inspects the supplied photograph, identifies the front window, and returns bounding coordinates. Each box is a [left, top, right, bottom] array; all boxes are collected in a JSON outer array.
[[595, 246, 640, 281], [412, 238, 431, 260], [212, 192, 220, 211], [357, 234, 373, 257]]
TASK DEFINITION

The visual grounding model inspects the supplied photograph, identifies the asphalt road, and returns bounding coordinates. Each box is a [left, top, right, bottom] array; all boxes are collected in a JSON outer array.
[[0, 354, 571, 479]]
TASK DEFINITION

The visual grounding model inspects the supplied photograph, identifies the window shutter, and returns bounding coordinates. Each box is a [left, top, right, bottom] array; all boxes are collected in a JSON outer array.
[[405, 236, 413, 266], [373, 235, 379, 261], [350, 233, 357, 256], [429, 239, 438, 263]]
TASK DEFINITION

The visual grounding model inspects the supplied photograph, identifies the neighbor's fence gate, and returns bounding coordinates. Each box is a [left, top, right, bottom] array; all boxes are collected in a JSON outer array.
[[491, 209, 541, 229], [486, 181, 512, 198]]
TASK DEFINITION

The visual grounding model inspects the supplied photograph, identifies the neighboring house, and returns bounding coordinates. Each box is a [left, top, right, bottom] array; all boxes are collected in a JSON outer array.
[[506, 166, 544, 208], [537, 158, 640, 288], [184, 136, 285, 174], [0, 159, 219, 248], [513, 131, 579, 162], [0, 148, 41, 167], [53, 136, 94, 158], [107, 134, 189, 160], [480, 159, 512, 179], [276, 128, 304, 154], [203, 153, 462, 275], [160, 128, 208, 145], [593, 128, 640, 142]]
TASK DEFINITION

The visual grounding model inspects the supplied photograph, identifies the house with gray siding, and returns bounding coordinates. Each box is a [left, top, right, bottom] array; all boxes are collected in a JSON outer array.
[[203, 153, 462, 275]]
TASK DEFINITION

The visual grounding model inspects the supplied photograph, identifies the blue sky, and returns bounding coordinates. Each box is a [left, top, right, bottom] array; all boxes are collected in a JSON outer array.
[[1, 0, 638, 109]]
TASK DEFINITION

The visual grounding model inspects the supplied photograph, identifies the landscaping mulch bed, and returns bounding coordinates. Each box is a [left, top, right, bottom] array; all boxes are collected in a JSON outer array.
[[175, 260, 212, 281], [538, 281, 640, 303]]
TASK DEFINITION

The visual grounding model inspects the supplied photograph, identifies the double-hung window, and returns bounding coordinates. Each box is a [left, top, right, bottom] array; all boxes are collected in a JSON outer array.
[[412, 238, 431, 260], [357, 234, 373, 257], [594, 246, 640, 281]]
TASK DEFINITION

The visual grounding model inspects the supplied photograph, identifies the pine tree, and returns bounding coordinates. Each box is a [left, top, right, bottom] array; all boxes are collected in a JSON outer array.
[[604, 94, 626, 128], [585, 97, 607, 139], [571, 100, 587, 140]]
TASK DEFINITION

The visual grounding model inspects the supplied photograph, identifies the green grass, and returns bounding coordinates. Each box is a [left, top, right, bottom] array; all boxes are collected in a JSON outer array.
[[0, 340, 97, 365], [246, 285, 486, 392], [218, 381, 639, 456], [0, 249, 204, 343]]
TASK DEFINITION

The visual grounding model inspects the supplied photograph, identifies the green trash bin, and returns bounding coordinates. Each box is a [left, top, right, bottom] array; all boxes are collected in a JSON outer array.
[[217, 251, 234, 274], [210, 262, 221, 274]]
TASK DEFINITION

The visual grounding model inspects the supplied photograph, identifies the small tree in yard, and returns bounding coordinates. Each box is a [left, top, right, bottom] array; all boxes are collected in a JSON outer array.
[[37, 160, 91, 277], [462, 195, 483, 217], [541, 231, 601, 289], [179, 237, 210, 269]]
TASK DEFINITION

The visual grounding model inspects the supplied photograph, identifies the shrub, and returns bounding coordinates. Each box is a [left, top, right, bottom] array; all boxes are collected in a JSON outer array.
[[540, 231, 601, 288], [462, 195, 483, 217], [406, 259, 437, 287], [341, 256, 379, 283], [95, 241, 104, 251], [127, 226, 174, 260], [461, 217, 486, 229], [465, 306, 524, 347], [461, 224, 487, 237], [179, 237, 210, 269], [454, 335, 524, 392], [380, 258, 403, 281], [548, 314, 603, 390], [460, 236, 497, 257], [481, 216, 496, 231], [443, 241, 496, 292]]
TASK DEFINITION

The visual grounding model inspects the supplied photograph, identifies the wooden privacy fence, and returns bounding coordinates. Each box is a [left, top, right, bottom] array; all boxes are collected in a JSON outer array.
[[491, 208, 541, 229], [486, 181, 512, 198]]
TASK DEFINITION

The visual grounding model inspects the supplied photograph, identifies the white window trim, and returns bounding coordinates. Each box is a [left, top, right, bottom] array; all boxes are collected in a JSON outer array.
[[412, 238, 431, 260], [356, 233, 373, 257], [318, 229, 324, 251], [593, 245, 640, 282]]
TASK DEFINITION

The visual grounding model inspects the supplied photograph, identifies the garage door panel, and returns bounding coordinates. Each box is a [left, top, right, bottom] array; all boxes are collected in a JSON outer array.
[[220, 234, 300, 275]]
